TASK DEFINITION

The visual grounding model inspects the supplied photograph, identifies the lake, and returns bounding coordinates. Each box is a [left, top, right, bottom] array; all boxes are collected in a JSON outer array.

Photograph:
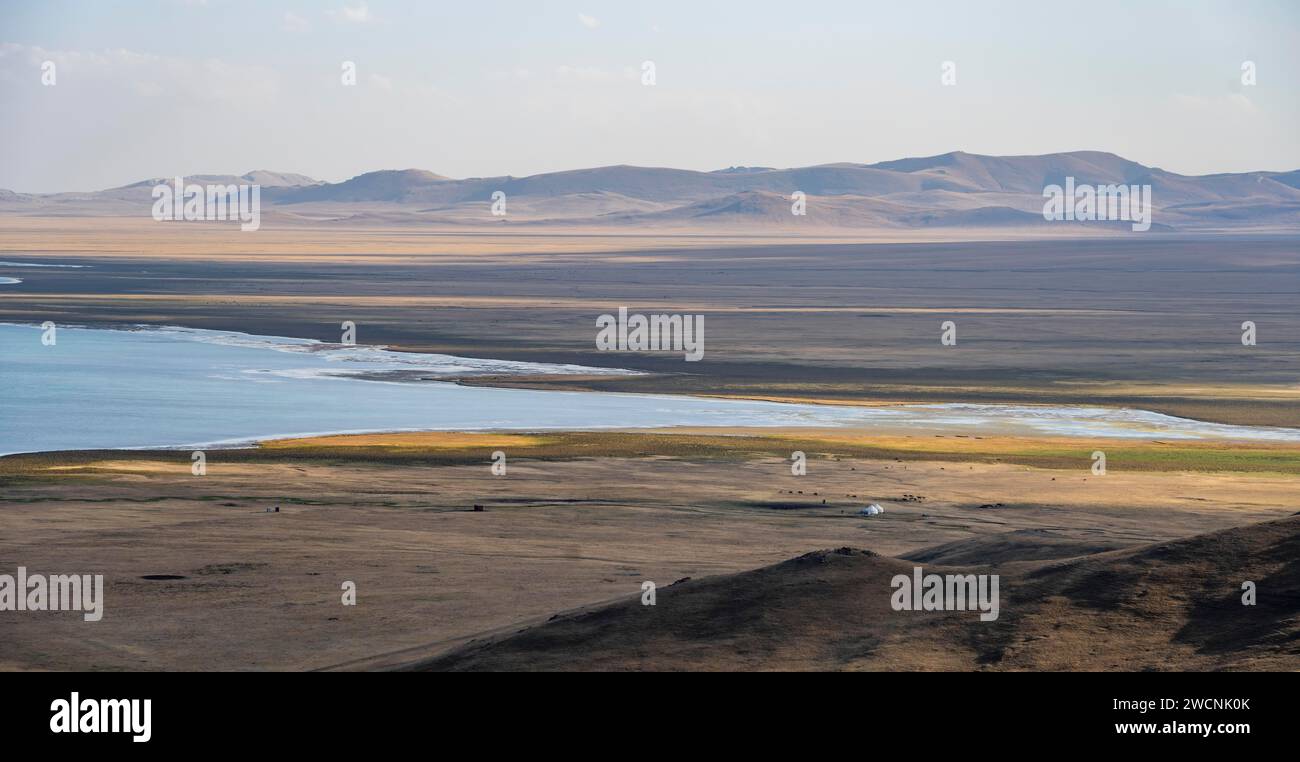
[[2, 323, 1298, 455]]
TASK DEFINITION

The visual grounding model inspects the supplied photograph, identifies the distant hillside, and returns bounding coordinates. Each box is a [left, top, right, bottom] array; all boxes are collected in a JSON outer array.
[[284, 169, 448, 203], [4, 151, 1299, 232], [408, 515, 1300, 671]]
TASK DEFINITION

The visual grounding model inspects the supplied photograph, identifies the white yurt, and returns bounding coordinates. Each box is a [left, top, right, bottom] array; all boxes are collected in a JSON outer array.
[[860, 503, 884, 516]]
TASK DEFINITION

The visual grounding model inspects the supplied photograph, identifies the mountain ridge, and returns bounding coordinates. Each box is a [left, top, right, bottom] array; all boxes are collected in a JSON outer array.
[[406, 514, 1300, 671], [5, 151, 1298, 231]]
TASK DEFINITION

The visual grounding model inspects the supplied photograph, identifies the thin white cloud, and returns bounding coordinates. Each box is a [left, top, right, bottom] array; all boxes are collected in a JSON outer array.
[[555, 64, 618, 82], [0, 43, 278, 103], [327, 4, 373, 24], [577, 13, 600, 29], [283, 12, 310, 34], [488, 67, 535, 81], [369, 73, 393, 90]]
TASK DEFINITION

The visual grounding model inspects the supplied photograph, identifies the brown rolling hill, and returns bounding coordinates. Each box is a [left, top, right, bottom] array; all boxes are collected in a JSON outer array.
[[4, 151, 1298, 230], [406, 515, 1300, 671]]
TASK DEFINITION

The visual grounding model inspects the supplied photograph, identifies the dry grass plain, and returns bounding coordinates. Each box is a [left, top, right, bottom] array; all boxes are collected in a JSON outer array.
[[1, 430, 1297, 671]]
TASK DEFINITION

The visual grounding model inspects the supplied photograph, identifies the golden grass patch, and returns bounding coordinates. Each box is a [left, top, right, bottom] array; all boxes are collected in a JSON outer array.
[[262, 432, 546, 449]]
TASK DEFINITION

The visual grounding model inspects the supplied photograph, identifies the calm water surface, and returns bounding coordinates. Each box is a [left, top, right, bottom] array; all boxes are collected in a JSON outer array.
[[2, 323, 1298, 455]]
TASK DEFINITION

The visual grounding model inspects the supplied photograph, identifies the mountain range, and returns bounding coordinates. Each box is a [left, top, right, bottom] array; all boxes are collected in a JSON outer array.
[[4, 151, 1299, 231]]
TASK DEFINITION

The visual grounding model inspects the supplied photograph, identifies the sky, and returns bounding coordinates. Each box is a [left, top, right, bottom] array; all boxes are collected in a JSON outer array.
[[1, 0, 1298, 192]]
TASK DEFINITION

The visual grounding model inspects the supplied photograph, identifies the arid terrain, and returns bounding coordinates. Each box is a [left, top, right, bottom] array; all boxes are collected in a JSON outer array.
[[2, 220, 1298, 671], [416, 514, 1300, 672], [1, 429, 1297, 671]]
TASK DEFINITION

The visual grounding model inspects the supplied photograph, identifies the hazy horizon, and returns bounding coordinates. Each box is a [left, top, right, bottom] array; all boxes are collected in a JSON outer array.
[[3, 0, 1299, 192], [10, 147, 1300, 196]]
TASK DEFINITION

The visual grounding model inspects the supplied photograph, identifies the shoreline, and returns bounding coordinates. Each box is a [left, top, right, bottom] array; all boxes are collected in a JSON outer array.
[[4, 232, 1298, 434], [7, 427, 1300, 476], [7, 401, 1300, 460], [5, 320, 1300, 457]]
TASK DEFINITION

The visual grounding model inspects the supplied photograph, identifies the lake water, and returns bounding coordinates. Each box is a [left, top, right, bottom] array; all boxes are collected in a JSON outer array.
[[2, 323, 1298, 455]]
